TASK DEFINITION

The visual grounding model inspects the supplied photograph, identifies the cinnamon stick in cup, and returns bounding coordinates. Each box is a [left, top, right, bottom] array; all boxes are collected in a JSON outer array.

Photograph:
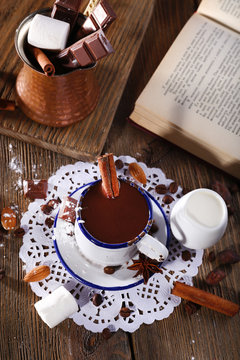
[[172, 281, 239, 317], [0, 99, 16, 111], [30, 47, 55, 77], [98, 153, 120, 198]]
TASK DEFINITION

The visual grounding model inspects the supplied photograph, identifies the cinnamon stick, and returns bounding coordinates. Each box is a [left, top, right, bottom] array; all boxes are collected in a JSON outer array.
[[172, 281, 239, 317], [0, 99, 16, 111], [98, 153, 120, 198], [31, 47, 55, 77]]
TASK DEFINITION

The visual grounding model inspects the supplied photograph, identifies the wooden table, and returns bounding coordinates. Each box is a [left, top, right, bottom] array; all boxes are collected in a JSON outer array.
[[1, 0, 239, 359]]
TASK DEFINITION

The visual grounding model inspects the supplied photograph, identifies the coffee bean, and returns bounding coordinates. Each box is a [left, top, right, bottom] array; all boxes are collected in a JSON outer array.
[[162, 195, 174, 204], [211, 181, 231, 204], [182, 188, 190, 195], [229, 183, 239, 194], [119, 307, 132, 318], [184, 301, 201, 315], [205, 268, 226, 286], [115, 159, 124, 170], [92, 293, 103, 306], [169, 182, 178, 194], [0, 268, 5, 280], [208, 251, 216, 262], [182, 250, 191, 261], [14, 227, 25, 238], [155, 184, 168, 194], [102, 328, 113, 340], [149, 222, 158, 234], [104, 266, 116, 275], [216, 249, 240, 265]]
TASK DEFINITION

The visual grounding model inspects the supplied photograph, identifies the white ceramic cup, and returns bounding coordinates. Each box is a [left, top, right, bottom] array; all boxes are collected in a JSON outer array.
[[74, 180, 169, 266], [170, 188, 228, 249]]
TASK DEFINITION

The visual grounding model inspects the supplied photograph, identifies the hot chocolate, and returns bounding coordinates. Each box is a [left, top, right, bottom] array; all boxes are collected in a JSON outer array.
[[80, 180, 150, 244]]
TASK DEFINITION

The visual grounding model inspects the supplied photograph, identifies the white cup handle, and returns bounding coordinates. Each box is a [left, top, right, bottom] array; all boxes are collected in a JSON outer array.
[[136, 234, 169, 262]]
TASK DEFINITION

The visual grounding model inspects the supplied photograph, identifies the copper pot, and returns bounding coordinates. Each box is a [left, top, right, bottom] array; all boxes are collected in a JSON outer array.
[[15, 9, 100, 127]]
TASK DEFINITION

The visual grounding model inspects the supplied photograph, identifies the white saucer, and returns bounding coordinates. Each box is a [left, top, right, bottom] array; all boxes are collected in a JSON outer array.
[[53, 184, 170, 291]]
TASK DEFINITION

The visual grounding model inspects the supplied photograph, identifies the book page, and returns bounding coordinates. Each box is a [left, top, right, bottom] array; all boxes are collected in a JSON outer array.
[[134, 13, 240, 161], [198, 0, 240, 33]]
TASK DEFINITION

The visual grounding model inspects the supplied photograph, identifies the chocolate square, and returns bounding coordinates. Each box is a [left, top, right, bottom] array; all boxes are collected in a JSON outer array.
[[70, 45, 93, 66], [23, 180, 48, 200], [85, 33, 108, 60], [58, 196, 78, 223]]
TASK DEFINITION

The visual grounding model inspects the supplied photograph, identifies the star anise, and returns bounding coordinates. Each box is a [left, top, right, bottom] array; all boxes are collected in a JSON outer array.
[[127, 252, 163, 284]]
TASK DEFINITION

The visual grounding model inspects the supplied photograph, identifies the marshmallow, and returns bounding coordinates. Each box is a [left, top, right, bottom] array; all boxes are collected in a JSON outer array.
[[28, 14, 70, 51], [34, 286, 78, 328], [136, 234, 169, 262]]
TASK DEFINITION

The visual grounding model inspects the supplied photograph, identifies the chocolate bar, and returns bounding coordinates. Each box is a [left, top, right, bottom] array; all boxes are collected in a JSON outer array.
[[81, 0, 117, 35], [58, 196, 78, 223], [23, 180, 48, 200], [54, 29, 114, 68], [51, 0, 82, 30]]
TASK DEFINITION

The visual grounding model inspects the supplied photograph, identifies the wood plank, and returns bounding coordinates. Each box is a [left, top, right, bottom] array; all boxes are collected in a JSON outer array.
[[0, 0, 155, 161]]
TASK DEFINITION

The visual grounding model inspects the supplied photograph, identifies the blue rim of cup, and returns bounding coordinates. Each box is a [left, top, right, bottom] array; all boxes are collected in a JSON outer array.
[[53, 183, 171, 291], [76, 179, 153, 249]]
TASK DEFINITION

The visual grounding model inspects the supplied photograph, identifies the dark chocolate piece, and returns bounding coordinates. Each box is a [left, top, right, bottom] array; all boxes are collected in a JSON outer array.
[[51, 0, 82, 30], [81, 0, 116, 35], [58, 196, 78, 223], [23, 180, 48, 200], [54, 29, 114, 68]]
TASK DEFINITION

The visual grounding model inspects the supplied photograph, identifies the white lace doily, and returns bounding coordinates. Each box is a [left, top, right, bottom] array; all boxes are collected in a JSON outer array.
[[19, 155, 203, 333]]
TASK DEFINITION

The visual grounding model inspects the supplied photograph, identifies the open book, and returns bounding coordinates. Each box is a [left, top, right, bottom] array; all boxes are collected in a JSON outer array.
[[130, 0, 240, 179]]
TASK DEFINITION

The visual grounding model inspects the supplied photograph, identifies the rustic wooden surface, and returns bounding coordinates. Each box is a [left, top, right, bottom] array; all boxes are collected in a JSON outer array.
[[1, 0, 240, 359], [0, 0, 155, 160]]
